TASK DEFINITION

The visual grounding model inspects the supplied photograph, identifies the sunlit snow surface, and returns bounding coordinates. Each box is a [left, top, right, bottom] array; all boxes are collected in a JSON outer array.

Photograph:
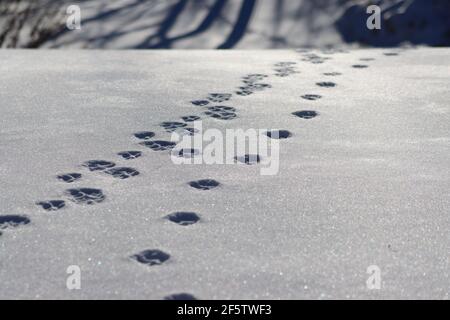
[[0, 49, 449, 299]]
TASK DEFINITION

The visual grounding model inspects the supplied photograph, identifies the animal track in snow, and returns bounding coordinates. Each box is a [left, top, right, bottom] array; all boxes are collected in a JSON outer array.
[[66, 188, 105, 205], [204, 106, 237, 120], [292, 110, 319, 119], [321, 48, 349, 55], [360, 58, 375, 61], [301, 94, 322, 101], [264, 130, 292, 139], [237, 74, 271, 96], [274, 61, 297, 67], [274, 61, 298, 77], [57, 173, 82, 183], [165, 212, 200, 226], [164, 293, 197, 300], [245, 83, 272, 91], [236, 88, 253, 96], [191, 100, 209, 106], [36, 200, 65, 211], [323, 72, 342, 76], [352, 64, 368, 69], [181, 115, 201, 122], [160, 121, 187, 132], [104, 167, 139, 179], [0, 215, 31, 229], [118, 151, 142, 160], [316, 81, 336, 88], [384, 52, 399, 56], [300, 53, 330, 64], [237, 83, 271, 96], [207, 93, 232, 103], [235, 154, 261, 165], [83, 160, 115, 171], [140, 140, 176, 151], [188, 179, 220, 190], [242, 74, 268, 83], [131, 249, 170, 266], [134, 131, 155, 140]]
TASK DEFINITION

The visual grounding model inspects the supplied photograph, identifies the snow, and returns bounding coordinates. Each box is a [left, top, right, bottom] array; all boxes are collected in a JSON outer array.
[[0, 48, 449, 299]]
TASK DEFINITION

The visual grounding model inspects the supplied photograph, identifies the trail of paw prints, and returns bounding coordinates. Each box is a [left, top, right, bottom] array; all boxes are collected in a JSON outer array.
[[28, 74, 237, 301], [82, 159, 139, 180], [38, 172, 78, 211], [273, 61, 299, 77], [38, 61, 292, 297], [204, 106, 237, 120], [41, 50, 385, 299], [159, 92, 236, 140], [299, 52, 332, 64], [39, 149, 142, 212], [236, 74, 271, 96]]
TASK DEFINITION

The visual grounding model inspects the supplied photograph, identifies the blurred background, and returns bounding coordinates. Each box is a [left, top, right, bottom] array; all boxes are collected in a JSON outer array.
[[0, 0, 449, 49]]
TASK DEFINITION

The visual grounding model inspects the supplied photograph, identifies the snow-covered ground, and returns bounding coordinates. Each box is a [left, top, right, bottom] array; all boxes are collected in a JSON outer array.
[[0, 48, 449, 299]]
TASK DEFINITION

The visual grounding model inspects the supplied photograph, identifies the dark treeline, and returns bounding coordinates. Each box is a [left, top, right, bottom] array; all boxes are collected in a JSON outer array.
[[0, 0, 448, 48]]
